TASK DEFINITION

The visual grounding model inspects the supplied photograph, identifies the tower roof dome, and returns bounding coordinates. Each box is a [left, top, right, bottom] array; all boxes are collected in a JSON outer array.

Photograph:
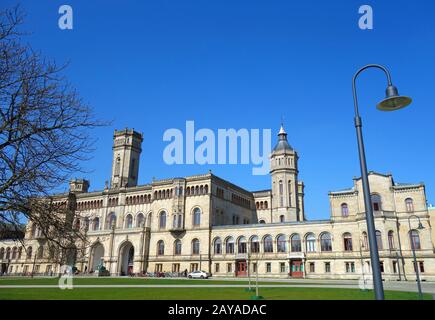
[[272, 125, 293, 153]]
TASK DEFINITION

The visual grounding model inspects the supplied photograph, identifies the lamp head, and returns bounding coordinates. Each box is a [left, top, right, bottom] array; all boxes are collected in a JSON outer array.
[[417, 222, 424, 230], [376, 85, 412, 111]]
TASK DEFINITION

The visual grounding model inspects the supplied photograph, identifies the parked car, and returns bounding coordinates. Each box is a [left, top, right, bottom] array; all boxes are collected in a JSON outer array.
[[187, 270, 210, 279]]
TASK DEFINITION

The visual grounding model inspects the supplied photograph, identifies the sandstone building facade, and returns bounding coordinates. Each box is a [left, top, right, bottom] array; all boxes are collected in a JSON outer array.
[[1, 127, 434, 280]]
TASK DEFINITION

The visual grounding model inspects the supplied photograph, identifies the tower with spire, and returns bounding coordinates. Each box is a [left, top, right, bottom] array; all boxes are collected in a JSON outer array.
[[270, 125, 305, 222]]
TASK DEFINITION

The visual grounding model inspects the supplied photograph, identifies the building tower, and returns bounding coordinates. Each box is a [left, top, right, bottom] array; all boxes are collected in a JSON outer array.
[[110, 129, 143, 189], [270, 125, 303, 222]]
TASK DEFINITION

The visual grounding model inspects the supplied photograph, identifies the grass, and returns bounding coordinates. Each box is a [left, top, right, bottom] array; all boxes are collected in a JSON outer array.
[[0, 277, 431, 300]]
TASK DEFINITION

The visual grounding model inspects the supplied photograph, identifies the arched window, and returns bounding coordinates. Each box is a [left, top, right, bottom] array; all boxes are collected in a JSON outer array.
[[106, 213, 116, 229], [125, 214, 133, 229], [159, 211, 167, 229], [5, 247, 10, 259], [226, 237, 235, 254], [288, 180, 292, 207], [18, 247, 22, 259], [320, 233, 332, 252], [279, 215, 285, 223], [37, 246, 44, 259], [279, 180, 283, 207], [250, 236, 260, 253], [26, 247, 33, 259], [259, 219, 266, 224], [371, 194, 382, 212], [341, 203, 349, 217], [405, 198, 414, 212], [193, 208, 201, 226], [409, 230, 421, 250], [157, 240, 165, 255], [238, 236, 247, 254], [388, 230, 395, 250], [174, 240, 182, 255], [84, 218, 90, 231], [12, 247, 17, 259], [376, 230, 383, 250], [93, 217, 100, 231], [213, 238, 222, 254], [343, 233, 353, 251], [362, 231, 368, 251], [136, 213, 144, 228], [263, 235, 273, 253], [264, 201, 268, 209], [291, 234, 301, 252], [0, 248, 4, 259], [277, 234, 287, 253], [306, 233, 316, 252], [192, 239, 200, 255]]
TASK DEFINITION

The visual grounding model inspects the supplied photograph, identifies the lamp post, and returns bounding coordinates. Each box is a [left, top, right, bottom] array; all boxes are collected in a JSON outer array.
[[407, 215, 424, 300], [352, 64, 412, 300]]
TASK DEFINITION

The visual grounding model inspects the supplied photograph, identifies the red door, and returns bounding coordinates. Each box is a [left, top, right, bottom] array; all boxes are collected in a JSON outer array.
[[290, 260, 303, 278], [236, 261, 247, 277]]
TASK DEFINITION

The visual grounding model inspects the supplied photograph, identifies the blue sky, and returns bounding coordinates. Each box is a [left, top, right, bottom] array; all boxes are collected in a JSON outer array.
[[4, 0, 434, 220]]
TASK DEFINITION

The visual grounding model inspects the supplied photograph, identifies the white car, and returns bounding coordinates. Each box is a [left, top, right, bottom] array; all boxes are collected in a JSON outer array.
[[187, 270, 210, 279]]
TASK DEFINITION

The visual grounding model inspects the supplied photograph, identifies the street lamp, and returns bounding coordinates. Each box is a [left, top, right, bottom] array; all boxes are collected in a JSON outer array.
[[408, 214, 424, 300], [352, 64, 412, 300]]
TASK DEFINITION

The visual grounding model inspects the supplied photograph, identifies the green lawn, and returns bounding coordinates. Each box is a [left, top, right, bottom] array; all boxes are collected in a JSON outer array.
[[0, 277, 431, 300]]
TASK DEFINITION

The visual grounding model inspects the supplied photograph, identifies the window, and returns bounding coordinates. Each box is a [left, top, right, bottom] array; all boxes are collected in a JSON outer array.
[[362, 232, 368, 251], [405, 198, 414, 212], [173, 263, 180, 273], [125, 214, 133, 229], [107, 213, 116, 229], [192, 239, 200, 255], [279, 180, 283, 207], [227, 263, 232, 273], [325, 262, 331, 273], [410, 230, 421, 250], [341, 203, 349, 217], [376, 230, 383, 250], [159, 211, 166, 229], [345, 262, 355, 273], [155, 264, 163, 272], [371, 194, 382, 212], [320, 233, 332, 252], [136, 213, 144, 228], [253, 263, 257, 273], [238, 237, 247, 254], [380, 261, 384, 273], [226, 237, 235, 254], [174, 240, 181, 255], [280, 262, 286, 273], [266, 263, 271, 273], [291, 234, 301, 252], [214, 238, 222, 254], [277, 234, 287, 253], [259, 220, 266, 224], [309, 262, 315, 273], [215, 263, 220, 273], [343, 233, 353, 251], [279, 215, 285, 222], [306, 233, 316, 252], [37, 246, 43, 259], [157, 240, 165, 255], [419, 262, 425, 273], [26, 247, 32, 259], [250, 236, 260, 253], [392, 261, 397, 274], [388, 231, 395, 250], [193, 208, 201, 226], [288, 180, 292, 207], [0, 248, 4, 260], [263, 235, 273, 253], [93, 217, 100, 231], [5, 247, 10, 259]]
